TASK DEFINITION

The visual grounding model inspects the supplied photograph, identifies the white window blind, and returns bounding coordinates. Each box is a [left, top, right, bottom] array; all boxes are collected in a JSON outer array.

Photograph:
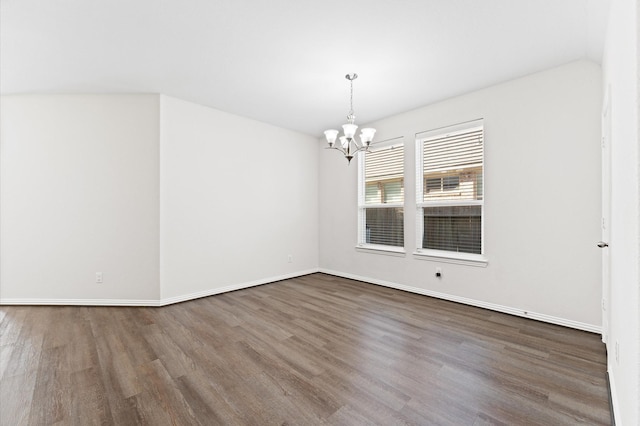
[[365, 145, 404, 183], [416, 121, 484, 255], [423, 128, 483, 173], [358, 140, 404, 248]]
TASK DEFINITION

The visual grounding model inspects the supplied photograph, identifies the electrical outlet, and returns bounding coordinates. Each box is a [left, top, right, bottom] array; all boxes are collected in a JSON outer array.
[[96, 272, 103, 284], [287, 255, 293, 263], [615, 341, 619, 364]]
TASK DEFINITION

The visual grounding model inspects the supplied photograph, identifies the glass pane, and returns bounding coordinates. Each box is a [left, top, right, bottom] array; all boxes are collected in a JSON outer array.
[[423, 168, 482, 201], [443, 176, 459, 190], [423, 206, 481, 254], [365, 208, 404, 247], [383, 181, 403, 204], [365, 183, 381, 204], [426, 178, 441, 192]]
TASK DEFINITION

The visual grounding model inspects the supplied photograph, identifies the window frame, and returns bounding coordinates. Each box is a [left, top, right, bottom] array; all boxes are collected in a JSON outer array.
[[414, 120, 487, 266], [357, 137, 405, 254]]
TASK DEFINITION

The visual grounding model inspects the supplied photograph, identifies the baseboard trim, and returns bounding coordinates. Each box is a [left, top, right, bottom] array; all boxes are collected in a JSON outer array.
[[607, 365, 620, 426], [0, 268, 602, 334], [319, 269, 602, 334], [159, 269, 320, 306], [0, 297, 163, 307], [0, 269, 320, 307]]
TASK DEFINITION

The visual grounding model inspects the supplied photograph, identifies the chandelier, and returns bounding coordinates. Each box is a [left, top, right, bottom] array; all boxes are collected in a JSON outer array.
[[324, 73, 376, 164]]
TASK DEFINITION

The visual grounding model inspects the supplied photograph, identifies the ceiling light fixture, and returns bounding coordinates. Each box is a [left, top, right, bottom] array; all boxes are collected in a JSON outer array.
[[324, 73, 376, 164]]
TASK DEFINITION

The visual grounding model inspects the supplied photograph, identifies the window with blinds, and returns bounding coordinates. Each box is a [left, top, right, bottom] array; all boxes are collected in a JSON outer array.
[[416, 120, 484, 255], [358, 139, 404, 248]]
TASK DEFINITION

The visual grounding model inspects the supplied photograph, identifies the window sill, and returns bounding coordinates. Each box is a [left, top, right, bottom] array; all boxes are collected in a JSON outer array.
[[413, 249, 488, 267], [355, 244, 406, 257]]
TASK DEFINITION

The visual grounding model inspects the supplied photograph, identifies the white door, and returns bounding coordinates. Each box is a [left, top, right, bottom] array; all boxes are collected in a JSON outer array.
[[600, 88, 612, 343]]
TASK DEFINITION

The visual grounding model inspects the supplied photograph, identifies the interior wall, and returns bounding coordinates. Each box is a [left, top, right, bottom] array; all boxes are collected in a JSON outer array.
[[319, 60, 603, 330], [602, 0, 640, 423], [159, 95, 319, 300], [0, 94, 161, 302]]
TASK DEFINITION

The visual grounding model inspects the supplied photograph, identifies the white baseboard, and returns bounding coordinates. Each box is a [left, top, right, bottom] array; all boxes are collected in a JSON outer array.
[[159, 269, 320, 306], [0, 297, 163, 306], [0, 268, 602, 335], [319, 268, 602, 334], [0, 269, 319, 307], [607, 364, 620, 425]]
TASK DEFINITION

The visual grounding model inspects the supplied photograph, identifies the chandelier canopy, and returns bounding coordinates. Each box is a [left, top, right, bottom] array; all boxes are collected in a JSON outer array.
[[324, 73, 376, 164]]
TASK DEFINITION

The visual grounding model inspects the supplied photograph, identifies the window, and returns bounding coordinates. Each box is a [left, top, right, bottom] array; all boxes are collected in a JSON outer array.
[[426, 175, 460, 193], [358, 138, 404, 249], [416, 120, 484, 258]]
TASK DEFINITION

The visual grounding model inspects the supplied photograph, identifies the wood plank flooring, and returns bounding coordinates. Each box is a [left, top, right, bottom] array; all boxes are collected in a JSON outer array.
[[0, 273, 611, 425]]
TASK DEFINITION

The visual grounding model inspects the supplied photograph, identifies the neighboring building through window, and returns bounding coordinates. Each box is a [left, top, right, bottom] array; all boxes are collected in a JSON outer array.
[[358, 138, 404, 248], [416, 120, 484, 256]]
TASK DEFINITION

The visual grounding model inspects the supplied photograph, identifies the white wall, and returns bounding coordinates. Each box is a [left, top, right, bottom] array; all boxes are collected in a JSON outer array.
[[602, 0, 640, 423], [0, 94, 319, 304], [0, 95, 161, 302], [159, 96, 319, 300], [319, 60, 603, 331]]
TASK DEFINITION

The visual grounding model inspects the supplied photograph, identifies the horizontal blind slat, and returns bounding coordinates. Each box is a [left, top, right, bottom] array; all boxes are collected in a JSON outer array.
[[366, 145, 404, 181], [364, 207, 404, 247], [423, 129, 483, 172]]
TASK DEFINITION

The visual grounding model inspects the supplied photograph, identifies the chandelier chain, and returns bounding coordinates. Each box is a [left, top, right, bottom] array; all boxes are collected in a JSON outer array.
[[349, 78, 354, 118]]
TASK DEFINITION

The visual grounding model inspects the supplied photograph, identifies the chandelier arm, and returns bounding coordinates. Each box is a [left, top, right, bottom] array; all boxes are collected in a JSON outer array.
[[352, 145, 370, 155], [325, 145, 348, 155]]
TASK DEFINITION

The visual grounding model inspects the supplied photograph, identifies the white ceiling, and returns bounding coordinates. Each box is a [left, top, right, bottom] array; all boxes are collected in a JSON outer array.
[[1, 0, 610, 137]]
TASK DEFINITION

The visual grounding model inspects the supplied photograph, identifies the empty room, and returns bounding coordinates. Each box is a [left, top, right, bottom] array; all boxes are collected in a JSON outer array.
[[1, 0, 638, 425]]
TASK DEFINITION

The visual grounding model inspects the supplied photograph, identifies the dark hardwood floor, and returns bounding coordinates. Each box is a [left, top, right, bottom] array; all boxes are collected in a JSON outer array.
[[0, 273, 610, 425]]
